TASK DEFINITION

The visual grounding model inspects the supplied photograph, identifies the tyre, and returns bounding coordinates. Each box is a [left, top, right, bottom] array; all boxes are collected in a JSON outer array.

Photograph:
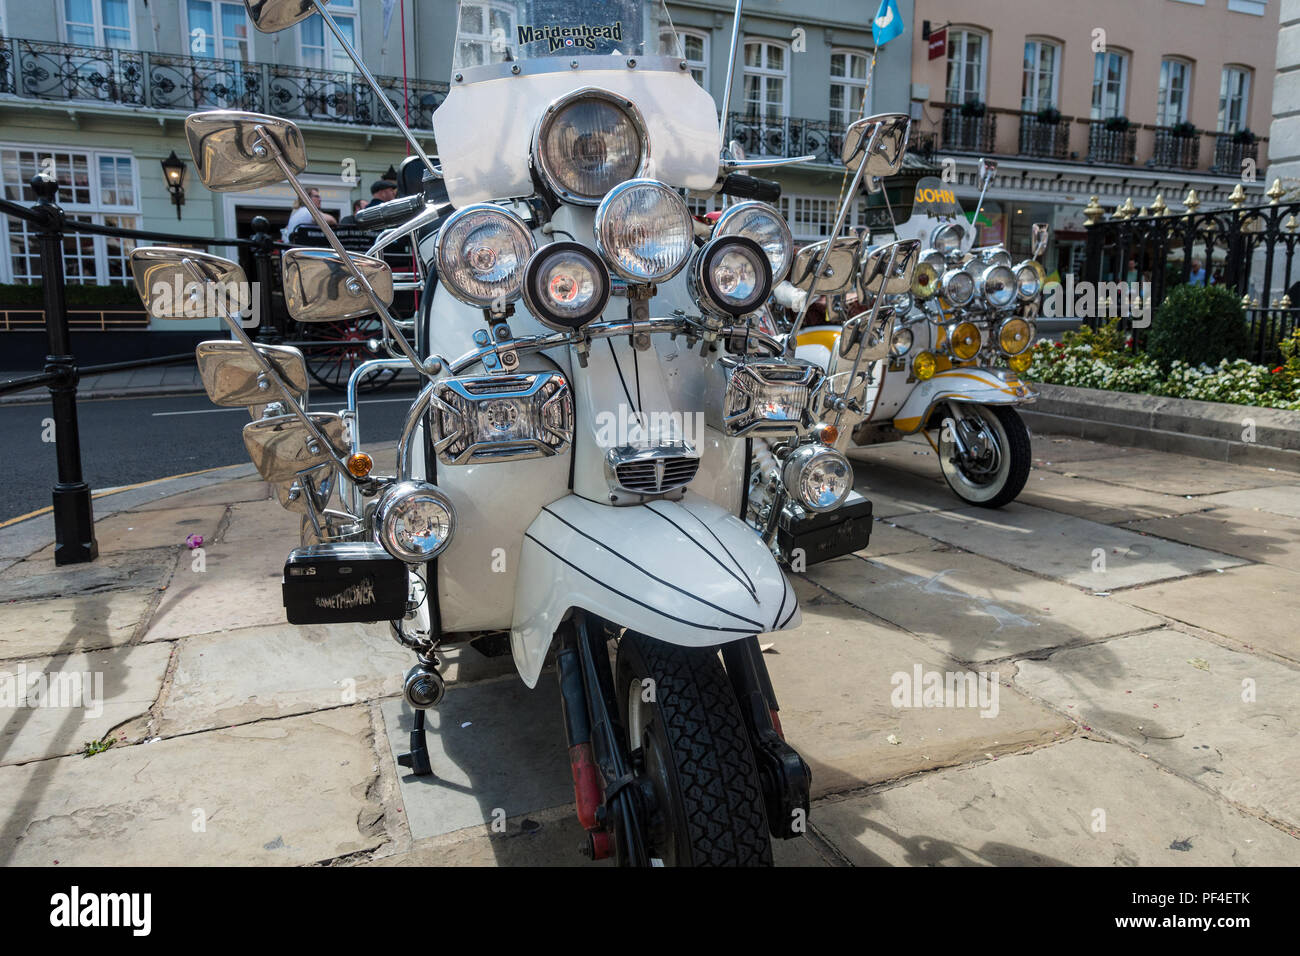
[[299, 318, 400, 393], [614, 631, 772, 866], [936, 404, 1031, 508]]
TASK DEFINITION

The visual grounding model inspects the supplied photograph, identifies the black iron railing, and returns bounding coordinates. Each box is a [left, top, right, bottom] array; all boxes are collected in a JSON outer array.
[[0, 35, 448, 129], [1151, 128, 1200, 170], [940, 108, 997, 154], [1087, 123, 1137, 165], [1212, 134, 1259, 176], [1018, 113, 1070, 160]]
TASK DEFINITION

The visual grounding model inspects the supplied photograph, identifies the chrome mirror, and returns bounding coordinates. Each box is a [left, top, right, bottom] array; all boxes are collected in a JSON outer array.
[[129, 248, 249, 320], [243, 0, 318, 33], [242, 412, 347, 483], [790, 237, 861, 296], [841, 113, 911, 178], [185, 110, 306, 192], [196, 340, 308, 407], [276, 463, 335, 515], [282, 248, 394, 322], [1031, 222, 1051, 259], [860, 239, 921, 297]]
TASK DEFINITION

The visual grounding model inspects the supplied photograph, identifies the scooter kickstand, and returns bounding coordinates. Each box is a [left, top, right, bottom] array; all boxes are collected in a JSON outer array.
[[398, 709, 433, 776]]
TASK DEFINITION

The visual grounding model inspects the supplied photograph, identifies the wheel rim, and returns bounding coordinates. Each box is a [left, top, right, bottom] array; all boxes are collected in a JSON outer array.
[[301, 318, 398, 393], [937, 405, 1012, 503], [626, 677, 681, 866]]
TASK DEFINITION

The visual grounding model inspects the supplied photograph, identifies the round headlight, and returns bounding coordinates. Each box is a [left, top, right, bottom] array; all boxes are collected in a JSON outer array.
[[688, 236, 773, 318], [713, 201, 794, 284], [998, 317, 1034, 355], [976, 247, 1013, 268], [782, 443, 853, 513], [434, 204, 536, 309], [1008, 351, 1034, 373], [912, 350, 937, 380], [594, 179, 693, 284], [912, 255, 943, 299], [941, 268, 975, 306], [522, 242, 611, 331], [374, 480, 455, 563], [891, 327, 914, 357], [533, 88, 649, 205], [978, 264, 1018, 309], [1014, 260, 1046, 301], [930, 222, 966, 257], [948, 321, 982, 360]]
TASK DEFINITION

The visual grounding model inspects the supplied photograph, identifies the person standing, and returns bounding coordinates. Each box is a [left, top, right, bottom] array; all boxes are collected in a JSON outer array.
[[366, 178, 398, 208], [283, 187, 337, 240]]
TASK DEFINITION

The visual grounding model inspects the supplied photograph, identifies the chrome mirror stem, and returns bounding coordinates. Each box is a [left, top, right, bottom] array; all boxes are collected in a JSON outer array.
[[832, 243, 898, 430], [717, 0, 745, 144]]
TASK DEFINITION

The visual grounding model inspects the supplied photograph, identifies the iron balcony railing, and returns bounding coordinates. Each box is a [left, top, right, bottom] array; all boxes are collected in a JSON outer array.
[[0, 35, 448, 129], [1212, 133, 1260, 175], [940, 107, 997, 154], [1087, 123, 1138, 165], [1018, 113, 1070, 160], [1151, 128, 1201, 170], [723, 112, 936, 166]]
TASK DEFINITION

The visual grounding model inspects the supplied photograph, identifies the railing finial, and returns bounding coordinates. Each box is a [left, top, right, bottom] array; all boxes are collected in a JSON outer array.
[[1083, 195, 1105, 226], [1267, 179, 1285, 205]]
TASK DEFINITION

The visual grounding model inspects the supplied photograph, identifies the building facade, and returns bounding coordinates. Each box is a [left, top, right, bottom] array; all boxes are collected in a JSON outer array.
[[0, 0, 919, 350], [909, 0, 1277, 276]]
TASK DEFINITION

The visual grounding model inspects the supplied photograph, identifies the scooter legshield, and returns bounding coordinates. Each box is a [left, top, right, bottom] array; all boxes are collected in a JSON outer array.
[[510, 493, 801, 688], [891, 368, 1036, 434]]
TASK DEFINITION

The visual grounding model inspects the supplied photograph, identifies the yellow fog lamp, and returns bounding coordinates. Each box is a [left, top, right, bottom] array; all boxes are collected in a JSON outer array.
[[912, 350, 937, 380], [948, 321, 982, 361], [1008, 351, 1034, 373], [998, 317, 1034, 355]]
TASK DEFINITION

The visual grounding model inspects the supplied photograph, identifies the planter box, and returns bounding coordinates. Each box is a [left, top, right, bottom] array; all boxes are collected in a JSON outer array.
[[1021, 383, 1300, 472]]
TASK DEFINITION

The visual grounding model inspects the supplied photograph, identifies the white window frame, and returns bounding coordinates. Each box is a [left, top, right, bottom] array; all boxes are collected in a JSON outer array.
[[455, 0, 517, 68], [669, 28, 710, 91], [1091, 49, 1129, 120], [0, 145, 141, 286], [0, 2, 8, 37], [741, 39, 791, 117], [1227, 0, 1267, 15], [1021, 38, 1061, 111], [60, 0, 136, 48], [298, 0, 359, 72], [945, 28, 988, 105], [1219, 66, 1252, 133], [183, 0, 252, 61], [1157, 57, 1193, 127], [829, 48, 871, 127]]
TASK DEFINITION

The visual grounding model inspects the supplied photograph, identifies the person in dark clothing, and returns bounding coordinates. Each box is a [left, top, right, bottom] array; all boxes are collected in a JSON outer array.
[[366, 179, 397, 208]]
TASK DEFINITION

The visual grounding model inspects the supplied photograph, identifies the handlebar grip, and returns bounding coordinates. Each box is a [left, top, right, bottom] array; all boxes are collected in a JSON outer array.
[[353, 193, 426, 230], [719, 173, 782, 203]]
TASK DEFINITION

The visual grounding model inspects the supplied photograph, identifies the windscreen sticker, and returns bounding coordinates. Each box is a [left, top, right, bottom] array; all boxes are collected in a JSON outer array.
[[911, 176, 965, 220], [517, 22, 624, 52]]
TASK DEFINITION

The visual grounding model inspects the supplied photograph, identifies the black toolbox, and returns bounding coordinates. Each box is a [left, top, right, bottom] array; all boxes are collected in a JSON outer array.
[[283, 543, 409, 625], [776, 490, 873, 568]]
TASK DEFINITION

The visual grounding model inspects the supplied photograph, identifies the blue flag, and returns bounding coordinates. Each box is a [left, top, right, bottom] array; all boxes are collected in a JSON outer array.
[[872, 0, 904, 46]]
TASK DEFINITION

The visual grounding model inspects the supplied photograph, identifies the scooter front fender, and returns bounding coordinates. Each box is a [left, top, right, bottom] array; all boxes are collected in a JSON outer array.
[[892, 368, 1035, 434], [510, 493, 801, 688]]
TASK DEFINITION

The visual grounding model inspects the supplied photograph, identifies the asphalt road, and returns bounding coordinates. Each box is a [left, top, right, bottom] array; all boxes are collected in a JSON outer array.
[[0, 388, 420, 524]]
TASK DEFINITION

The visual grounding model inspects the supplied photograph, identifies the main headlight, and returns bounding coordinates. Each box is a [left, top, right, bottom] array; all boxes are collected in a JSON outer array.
[[1014, 260, 1046, 301], [522, 242, 611, 331], [434, 204, 536, 308], [948, 320, 982, 360], [941, 268, 975, 306], [594, 179, 693, 284], [712, 201, 794, 284], [998, 317, 1035, 355], [978, 264, 1018, 309], [930, 222, 965, 257], [721, 359, 823, 437], [688, 236, 773, 317], [533, 88, 649, 205], [433, 371, 574, 465], [373, 481, 455, 563], [782, 443, 853, 513]]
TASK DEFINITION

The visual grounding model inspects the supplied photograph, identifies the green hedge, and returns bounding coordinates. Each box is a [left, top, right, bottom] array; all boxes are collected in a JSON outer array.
[[0, 282, 143, 309], [1146, 284, 1250, 369]]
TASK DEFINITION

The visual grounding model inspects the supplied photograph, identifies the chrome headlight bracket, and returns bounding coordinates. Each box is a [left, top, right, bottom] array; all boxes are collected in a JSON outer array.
[[719, 359, 825, 437], [433, 370, 574, 465]]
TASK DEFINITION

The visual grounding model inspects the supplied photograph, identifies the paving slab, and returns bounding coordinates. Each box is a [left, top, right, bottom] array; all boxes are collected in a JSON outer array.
[[1125, 506, 1300, 567], [813, 737, 1300, 866], [804, 550, 1161, 664], [220, 499, 304, 544], [379, 681, 572, 840], [851, 464, 957, 518], [1016, 471, 1208, 525], [1015, 629, 1300, 831], [862, 519, 942, 557], [1034, 450, 1284, 496], [157, 622, 413, 736], [143, 544, 286, 641], [1198, 484, 1300, 518], [893, 502, 1245, 590], [1031, 434, 1143, 465], [1, 547, 175, 603], [26, 505, 228, 561], [847, 439, 939, 477], [765, 579, 1072, 797], [0, 706, 385, 866], [0, 589, 158, 661], [0, 642, 172, 766], [1117, 564, 1300, 663], [129, 478, 271, 512]]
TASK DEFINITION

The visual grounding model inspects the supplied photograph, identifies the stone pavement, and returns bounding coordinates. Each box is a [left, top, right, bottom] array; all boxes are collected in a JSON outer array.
[[0, 433, 1297, 866]]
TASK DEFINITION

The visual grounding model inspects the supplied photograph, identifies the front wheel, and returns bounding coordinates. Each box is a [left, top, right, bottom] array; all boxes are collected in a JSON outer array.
[[936, 404, 1031, 508], [615, 632, 772, 866]]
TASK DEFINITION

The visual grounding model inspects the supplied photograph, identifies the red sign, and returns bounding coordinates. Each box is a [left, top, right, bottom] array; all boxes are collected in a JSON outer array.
[[928, 27, 947, 61]]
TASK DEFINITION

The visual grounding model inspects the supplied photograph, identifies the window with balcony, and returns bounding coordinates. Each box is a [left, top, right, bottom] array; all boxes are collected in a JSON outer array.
[[829, 49, 870, 128], [945, 29, 986, 105], [742, 40, 789, 155], [456, 1, 515, 68], [1219, 66, 1252, 133], [1021, 39, 1059, 111], [1090, 49, 1128, 119], [63, 0, 133, 49], [299, 0, 357, 71], [661, 29, 709, 89], [186, 1, 251, 61], [0, 146, 139, 286], [1157, 58, 1192, 126]]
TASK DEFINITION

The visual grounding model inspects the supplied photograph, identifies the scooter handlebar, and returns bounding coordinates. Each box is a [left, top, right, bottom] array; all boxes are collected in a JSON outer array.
[[353, 193, 427, 231]]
